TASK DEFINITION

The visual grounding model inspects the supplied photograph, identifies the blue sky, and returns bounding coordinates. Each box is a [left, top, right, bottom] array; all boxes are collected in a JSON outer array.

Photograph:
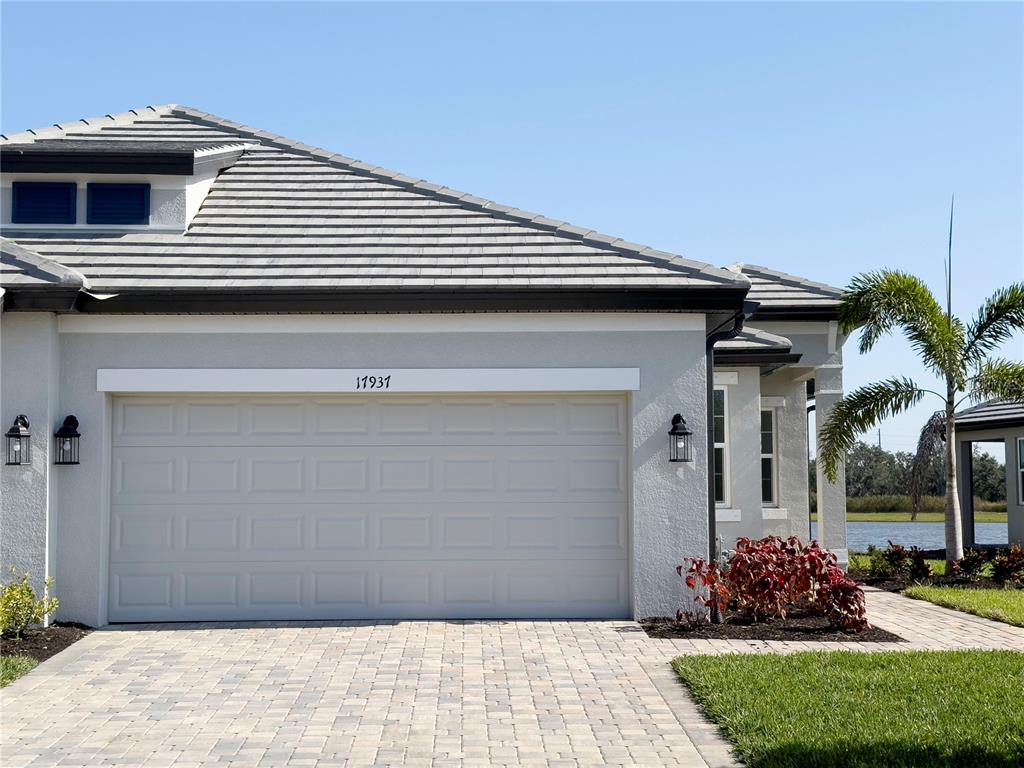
[[3, 1, 1021, 457]]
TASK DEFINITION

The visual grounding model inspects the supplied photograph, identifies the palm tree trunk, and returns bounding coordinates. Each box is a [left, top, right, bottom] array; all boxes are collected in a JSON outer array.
[[944, 390, 964, 567]]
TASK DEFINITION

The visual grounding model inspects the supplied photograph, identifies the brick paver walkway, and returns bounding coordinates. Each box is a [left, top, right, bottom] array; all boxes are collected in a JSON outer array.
[[2, 589, 1021, 767]]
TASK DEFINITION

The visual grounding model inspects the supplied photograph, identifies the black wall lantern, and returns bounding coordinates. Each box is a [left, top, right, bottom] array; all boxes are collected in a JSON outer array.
[[668, 413, 693, 463], [54, 416, 81, 465], [5, 415, 32, 465]]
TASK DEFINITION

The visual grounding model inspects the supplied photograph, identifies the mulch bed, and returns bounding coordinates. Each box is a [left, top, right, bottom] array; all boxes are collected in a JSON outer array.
[[854, 574, 1012, 593], [1, 622, 92, 664], [641, 609, 904, 642]]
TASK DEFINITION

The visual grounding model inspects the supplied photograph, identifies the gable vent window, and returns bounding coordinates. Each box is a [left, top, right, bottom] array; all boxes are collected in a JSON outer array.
[[12, 182, 77, 224], [87, 183, 150, 225]]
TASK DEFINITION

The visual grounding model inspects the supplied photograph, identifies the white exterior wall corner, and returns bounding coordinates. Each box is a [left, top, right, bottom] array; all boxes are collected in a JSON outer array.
[[0, 313, 60, 602], [49, 319, 710, 625]]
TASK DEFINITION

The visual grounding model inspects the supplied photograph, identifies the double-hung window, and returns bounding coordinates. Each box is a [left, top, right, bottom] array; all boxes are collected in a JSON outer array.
[[760, 409, 778, 506], [713, 388, 728, 505]]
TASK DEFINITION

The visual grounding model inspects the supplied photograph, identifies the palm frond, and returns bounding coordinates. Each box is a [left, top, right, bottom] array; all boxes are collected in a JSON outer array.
[[837, 270, 961, 380], [818, 378, 929, 482], [970, 359, 1024, 403], [963, 283, 1024, 366], [910, 412, 945, 517]]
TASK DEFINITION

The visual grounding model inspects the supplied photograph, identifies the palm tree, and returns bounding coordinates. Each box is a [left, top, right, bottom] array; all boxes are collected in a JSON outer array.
[[818, 258, 1024, 566]]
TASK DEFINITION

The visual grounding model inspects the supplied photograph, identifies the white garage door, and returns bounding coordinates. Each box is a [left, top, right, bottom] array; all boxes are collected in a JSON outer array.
[[108, 394, 629, 622]]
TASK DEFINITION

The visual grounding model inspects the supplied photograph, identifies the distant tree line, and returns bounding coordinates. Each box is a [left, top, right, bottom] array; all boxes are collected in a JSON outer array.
[[809, 441, 1005, 501]]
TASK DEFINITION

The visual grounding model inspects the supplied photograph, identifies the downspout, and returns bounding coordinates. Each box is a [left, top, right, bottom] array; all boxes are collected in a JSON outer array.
[[705, 301, 758, 622]]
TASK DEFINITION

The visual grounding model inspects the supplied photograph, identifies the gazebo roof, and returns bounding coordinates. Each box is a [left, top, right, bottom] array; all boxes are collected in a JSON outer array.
[[955, 400, 1024, 433]]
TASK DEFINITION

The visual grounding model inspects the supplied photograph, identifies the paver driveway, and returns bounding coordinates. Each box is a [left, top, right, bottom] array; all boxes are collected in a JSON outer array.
[[0, 620, 732, 768], [5, 590, 1023, 767]]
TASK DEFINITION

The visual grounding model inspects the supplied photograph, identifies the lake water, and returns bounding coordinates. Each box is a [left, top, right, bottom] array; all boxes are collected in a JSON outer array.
[[810, 521, 1008, 552]]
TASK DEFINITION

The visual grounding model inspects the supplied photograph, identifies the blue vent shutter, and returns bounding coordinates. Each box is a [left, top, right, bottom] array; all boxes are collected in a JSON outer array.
[[12, 182, 77, 224], [87, 183, 150, 225]]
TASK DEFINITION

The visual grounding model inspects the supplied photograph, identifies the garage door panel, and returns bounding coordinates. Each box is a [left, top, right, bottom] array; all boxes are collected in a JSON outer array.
[[110, 501, 627, 563], [109, 393, 629, 621], [112, 395, 627, 447], [112, 446, 626, 504], [108, 559, 627, 622]]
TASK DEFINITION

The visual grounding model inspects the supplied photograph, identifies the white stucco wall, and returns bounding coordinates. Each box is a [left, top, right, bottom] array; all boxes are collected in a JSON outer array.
[[4, 313, 715, 624], [756, 321, 848, 562], [2, 174, 188, 231], [0, 313, 60, 601]]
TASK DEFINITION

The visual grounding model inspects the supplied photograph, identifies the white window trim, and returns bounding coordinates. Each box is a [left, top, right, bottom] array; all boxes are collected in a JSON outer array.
[[760, 407, 779, 507], [1018, 437, 1024, 506], [713, 385, 730, 507]]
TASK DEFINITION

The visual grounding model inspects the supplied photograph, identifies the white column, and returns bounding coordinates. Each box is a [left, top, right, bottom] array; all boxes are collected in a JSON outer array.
[[814, 365, 848, 566]]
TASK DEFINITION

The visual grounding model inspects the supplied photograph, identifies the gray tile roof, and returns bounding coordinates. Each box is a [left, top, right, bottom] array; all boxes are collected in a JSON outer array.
[[727, 263, 842, 311], [2, 139, 254, 154], [716, 326, 792, 352], [2, 105, 748, 296], [1, 237, 88, 289], [955, 399, 1024, 432]]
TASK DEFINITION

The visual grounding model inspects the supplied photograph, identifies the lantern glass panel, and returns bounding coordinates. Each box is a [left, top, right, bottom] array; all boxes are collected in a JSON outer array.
[[5, 416, 31, 466], [668, 414, 693, 463], [54, 416, 81, 465]]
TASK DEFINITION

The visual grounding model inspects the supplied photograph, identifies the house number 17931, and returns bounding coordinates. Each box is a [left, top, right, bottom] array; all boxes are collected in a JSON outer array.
[[355, 375, 391, 390]]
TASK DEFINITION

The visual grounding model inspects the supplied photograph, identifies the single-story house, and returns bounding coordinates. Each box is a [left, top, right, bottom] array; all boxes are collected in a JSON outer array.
[[1, 105, 847, 625], [954, 399, 1024, 546]]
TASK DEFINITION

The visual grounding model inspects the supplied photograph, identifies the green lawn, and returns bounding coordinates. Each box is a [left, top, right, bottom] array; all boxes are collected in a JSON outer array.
[[0, 655, 38, 688], [672, 651, 1024, 768], [848, 553, 946, 576], [812, 511, 1007, 524], [904, 586, 1024, 627]]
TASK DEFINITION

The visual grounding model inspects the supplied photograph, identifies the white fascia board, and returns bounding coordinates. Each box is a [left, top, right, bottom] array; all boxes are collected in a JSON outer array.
[[753, 321, 833, 336], [97, 367, 641, 394], [61, 313, 706, 334]]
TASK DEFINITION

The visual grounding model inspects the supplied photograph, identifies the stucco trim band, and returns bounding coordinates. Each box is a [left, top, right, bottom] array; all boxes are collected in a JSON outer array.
[[96, 367, 642, 394]]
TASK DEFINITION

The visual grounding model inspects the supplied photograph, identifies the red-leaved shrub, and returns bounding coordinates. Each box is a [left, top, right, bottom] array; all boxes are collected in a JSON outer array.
[[816, 566, 868, 631], [725, 536, 841, 621], [676, 558, 729, 622], [675, 536, 869, 632]]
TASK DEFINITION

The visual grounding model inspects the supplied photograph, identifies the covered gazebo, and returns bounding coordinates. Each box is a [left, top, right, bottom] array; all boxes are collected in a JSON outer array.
[[955, 400, 1024, 546]]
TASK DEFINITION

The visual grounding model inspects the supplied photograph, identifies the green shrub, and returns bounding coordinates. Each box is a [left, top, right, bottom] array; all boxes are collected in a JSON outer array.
[[881, 541, 912, 576], [0, 569, 59, 638], [861, 542, 933, 580], [846, 495, 1006, 515], [908, 547, 933, 581], [953, 549, 989, 581], [865, 545, 894, 577], [991, 545, 1024, 586]]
